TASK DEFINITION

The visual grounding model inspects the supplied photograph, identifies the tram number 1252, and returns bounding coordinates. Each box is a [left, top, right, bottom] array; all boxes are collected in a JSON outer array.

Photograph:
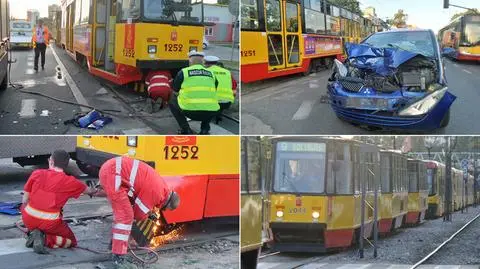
[[163, 145, 199, 160]]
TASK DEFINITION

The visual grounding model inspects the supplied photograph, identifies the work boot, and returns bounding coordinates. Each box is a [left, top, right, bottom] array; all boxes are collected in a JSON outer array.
[[144, 98, 153, 114], [25, 231, 34, 248], [112, 254, 137, 269], [152, 97, 163, 113], [32, 229, 48, 254]]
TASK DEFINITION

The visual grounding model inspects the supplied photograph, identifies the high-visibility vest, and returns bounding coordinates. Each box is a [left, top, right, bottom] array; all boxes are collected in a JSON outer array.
[[32, 26, 49, 46], [208, 65, 234, 103], [178, 65, 220, 111]]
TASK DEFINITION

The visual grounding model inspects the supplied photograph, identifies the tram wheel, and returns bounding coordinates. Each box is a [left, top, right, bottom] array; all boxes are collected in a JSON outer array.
[[76, 161, 99, 177], [302, 61, 312, 76]]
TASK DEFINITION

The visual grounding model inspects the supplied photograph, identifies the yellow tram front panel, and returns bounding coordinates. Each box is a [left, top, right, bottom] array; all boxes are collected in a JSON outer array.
[[270, 194, 327, 224], [77, 136, 239, 176], [241, 193, 263, 253], [406, 191, 428, 223], [427, 194, 443, 218], [378, 192, 408, 233], [240, 31, 269, 67], [115, 23, 204, 67]]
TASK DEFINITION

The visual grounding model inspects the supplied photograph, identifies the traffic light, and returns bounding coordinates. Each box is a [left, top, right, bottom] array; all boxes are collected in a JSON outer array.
[[444, 0, 449, 8]]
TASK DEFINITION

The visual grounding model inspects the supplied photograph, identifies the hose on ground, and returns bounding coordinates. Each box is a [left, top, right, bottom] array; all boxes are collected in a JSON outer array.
[[15, 220, 159, 265]]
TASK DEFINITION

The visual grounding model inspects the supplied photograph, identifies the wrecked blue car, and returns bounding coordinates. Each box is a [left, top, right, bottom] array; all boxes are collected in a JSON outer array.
[[327, 29, 455, 131]]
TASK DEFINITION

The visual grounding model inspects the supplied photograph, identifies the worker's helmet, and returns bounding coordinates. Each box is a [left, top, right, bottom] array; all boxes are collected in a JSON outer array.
[[163, 191, 180, 211]]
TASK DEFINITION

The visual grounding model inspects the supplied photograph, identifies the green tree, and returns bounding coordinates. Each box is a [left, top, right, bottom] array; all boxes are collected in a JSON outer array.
[[392, 9, 407, 28], [451, 9, 479, 21], [329, 0, 362, 15]]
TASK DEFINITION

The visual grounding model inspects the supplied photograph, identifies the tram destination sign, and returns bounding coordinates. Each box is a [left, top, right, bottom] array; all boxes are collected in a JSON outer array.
[[277, 142, 326, 152]]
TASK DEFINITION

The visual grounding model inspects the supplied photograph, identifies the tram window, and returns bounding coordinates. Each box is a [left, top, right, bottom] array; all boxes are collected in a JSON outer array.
[[241, 142, 247, 192], [119, 0, 140, 21], [381, 154, 391, 192], [267, 34, 283, 65], [266, 0, 281, 32], [247, 142, 262, 192], [286, 35, 300, 63], [80, 0, 91, 24], [274, 154, 326, 193], [310, 0, 321, 12], [241, 0, 259, 30], [96, 0, 107, 24], [305, 9, 325, 34], [408, 162, 418, 192], [325, 3, 331, 15], [331, 6, 339, 17], [75, 0, 82, 25], [285, 2, 298, 32], [427, 168, 436, 195], [326, 150, 335, 193], [335, 145, 352, 194]]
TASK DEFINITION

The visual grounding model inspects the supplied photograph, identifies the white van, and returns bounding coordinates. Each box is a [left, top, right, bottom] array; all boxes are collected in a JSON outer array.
[[9, 20, 32, 49]]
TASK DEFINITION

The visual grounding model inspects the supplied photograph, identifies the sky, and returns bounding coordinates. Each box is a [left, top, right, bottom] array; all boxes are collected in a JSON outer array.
[[10, 0, 60, 19], [358, 0, 480, 33]]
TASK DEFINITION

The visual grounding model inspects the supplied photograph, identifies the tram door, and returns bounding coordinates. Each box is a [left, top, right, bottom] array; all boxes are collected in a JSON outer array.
[[264, 0, 302, 71], [66, 3, 75, 51], [92, 0, 116, 71]]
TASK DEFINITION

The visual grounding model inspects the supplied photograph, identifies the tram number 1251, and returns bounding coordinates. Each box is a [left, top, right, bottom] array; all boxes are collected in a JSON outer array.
[[163, 145, 199, 160]]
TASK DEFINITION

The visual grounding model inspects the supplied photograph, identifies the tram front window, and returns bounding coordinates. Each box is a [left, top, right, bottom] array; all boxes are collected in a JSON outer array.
[[274, 155, 326, 193], [143, 0, 202, 23], [463, 19, 480, 46]]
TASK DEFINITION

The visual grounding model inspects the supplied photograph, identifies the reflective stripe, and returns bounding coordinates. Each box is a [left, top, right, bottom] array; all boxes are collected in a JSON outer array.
[[148, 82, 170, 89], [181, 86, 216, 92], [129, 159, 139, 189], [64, 238, 72, 248], [113, 233, 129, 241], [115, 157, 122, 191], [182, 98, 219, 104], [128, 190, 134, 197], [135, 198, 149, 214], [113, 223, 132, 231], [56, 236, 63, 246], [25, 204, 60, 220], [151, 75, 170, 81]]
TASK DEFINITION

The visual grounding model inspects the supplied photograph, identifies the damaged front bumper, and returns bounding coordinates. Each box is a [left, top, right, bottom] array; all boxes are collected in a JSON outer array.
[[327, 82, 456, 131]]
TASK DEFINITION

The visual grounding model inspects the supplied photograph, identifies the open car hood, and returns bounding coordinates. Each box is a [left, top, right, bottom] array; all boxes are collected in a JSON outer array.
[[345, 42, 425, 76]]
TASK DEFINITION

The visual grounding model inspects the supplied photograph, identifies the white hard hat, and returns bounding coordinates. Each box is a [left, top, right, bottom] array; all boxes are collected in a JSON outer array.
[[204, 55, 220, 63], [188, 50, 205, 57]]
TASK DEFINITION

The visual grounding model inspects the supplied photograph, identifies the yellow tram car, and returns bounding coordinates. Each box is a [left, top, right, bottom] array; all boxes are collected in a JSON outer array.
[[266, 137, 380, 252], [60, 0, 205, 87], [406, 159, 428, 225], [378, 150, 408, 233], [241, 137, 264, 269], [426, 161, 445, 218]]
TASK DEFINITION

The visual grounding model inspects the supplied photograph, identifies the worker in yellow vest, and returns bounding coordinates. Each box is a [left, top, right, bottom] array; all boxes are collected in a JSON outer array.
[[203, 56, 236, 124], [32, 19, 49, 72], [169, 51, 220, 135]]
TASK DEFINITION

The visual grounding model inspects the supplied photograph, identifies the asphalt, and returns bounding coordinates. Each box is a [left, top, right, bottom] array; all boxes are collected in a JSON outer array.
[[0, 44, 238, 134], [241, 59, 480, 135]]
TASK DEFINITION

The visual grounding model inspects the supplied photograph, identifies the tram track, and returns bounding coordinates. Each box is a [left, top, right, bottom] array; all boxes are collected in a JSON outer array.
[[410, 212, 480, 268]]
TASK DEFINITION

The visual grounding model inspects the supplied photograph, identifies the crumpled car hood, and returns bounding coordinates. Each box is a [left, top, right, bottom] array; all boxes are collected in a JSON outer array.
[[345, 42, 423, 76]]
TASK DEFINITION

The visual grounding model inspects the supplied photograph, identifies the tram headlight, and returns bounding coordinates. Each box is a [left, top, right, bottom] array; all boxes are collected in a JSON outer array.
[[189, 46, 198, 52], [127, 136, 138, 147], [276, 210, 284, 218], [148, 45, 157, 54], [312, 211, 320, 219]]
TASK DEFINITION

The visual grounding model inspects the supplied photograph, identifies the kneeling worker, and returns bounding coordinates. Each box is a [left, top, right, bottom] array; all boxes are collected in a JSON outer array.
[[22, 150, 97, 254], [204, 55, 236, 123], [169, 51, 220, 134], [98, 156, 180, 269]]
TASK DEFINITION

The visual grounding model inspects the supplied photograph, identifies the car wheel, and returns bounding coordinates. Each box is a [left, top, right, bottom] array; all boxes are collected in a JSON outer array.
[[0, 73, 7, 91], [203, 43, 207, 49], [440, 109, 450, 128]]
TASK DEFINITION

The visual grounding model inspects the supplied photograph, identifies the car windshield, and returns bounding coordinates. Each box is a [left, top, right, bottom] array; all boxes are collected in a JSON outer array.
[[363, 31, 435, 58], [143, 0, 203, 24]]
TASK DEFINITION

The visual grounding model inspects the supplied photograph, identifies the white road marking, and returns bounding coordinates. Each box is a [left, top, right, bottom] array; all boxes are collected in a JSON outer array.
[[27, 62, 33, 67], [257, 262, 284, 269], [463, 69, 472, 74], [25, 69, 35, 75], [49, 45, 90, 112], [337, 265, 370, 269], [298, 263, 328, 268], [309, 83, 319, 88], [122, 127, 156, 134], [0, 238, 31, 256], [18, 99, 36, 118], [453, 63, 458, 67], [292, 100, 315, 120]]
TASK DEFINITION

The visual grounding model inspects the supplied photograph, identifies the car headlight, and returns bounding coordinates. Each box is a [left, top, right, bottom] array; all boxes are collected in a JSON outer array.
[[312, 211, 320, 219], [398, 87, 447, 116], [148, 45, 157, 54], [127, 136, 137, 147], [276, 211, 284, 218]]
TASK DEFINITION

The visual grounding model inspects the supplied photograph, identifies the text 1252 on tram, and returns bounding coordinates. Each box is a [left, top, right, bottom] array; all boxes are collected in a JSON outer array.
[[75, 135, 240, 225], [240, 0, 378, 83], [60, 0, 206, 90]]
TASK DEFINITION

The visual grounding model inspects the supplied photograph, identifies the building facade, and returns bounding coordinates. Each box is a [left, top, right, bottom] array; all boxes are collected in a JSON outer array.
[[193, 3, 237, 43]]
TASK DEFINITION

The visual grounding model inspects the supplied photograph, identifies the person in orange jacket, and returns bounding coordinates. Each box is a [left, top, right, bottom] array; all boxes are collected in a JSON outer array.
[[98, 156, 180, 269], [21, 150, 98, 254], [32, 19, 49, 72]]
